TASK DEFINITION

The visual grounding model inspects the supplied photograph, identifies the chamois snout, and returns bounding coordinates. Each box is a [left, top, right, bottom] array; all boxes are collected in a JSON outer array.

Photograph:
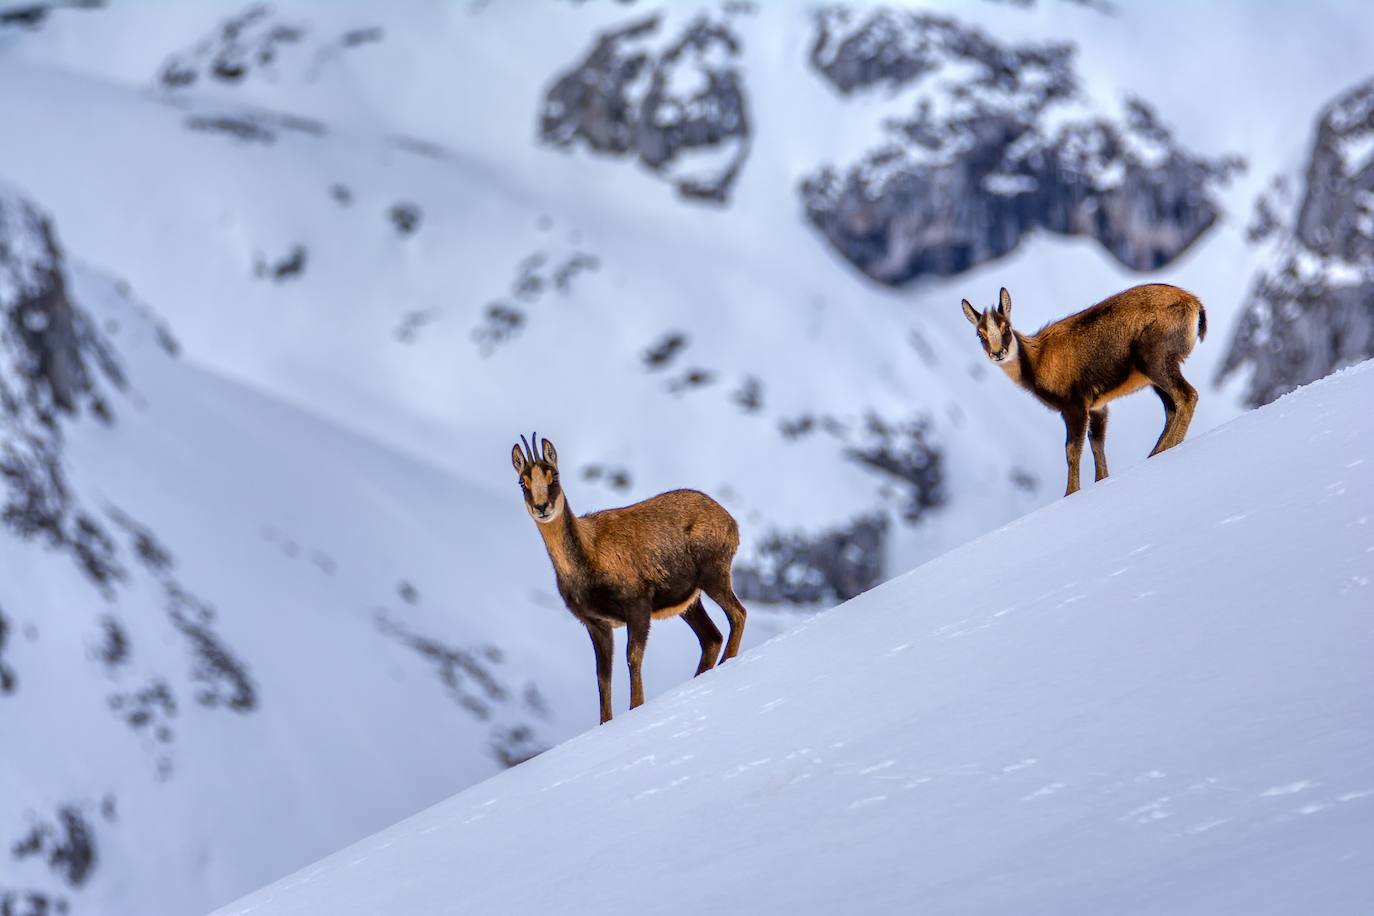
[[511, 431, 565, 524]]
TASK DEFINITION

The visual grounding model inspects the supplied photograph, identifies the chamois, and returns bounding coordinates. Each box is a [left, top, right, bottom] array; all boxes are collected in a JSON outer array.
[[961, 284, 1207, 496], [511, 433, 748, 724]]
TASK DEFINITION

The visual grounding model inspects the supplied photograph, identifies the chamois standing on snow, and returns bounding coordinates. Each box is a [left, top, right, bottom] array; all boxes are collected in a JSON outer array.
[[511, 434, 748, 724], [961, 284, 1207, 496]]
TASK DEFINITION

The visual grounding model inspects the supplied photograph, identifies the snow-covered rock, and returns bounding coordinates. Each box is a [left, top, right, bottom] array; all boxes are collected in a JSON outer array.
[[1220, 76, 1374, 406], [801, 8, 1243, 284]]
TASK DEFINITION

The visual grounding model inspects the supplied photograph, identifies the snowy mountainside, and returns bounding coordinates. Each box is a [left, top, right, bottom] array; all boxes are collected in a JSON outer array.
[[218, 357, 1374, 916], [3, 2, 1374, 913], [1, 198, 804, 915], [4, 0, 1370, 593]]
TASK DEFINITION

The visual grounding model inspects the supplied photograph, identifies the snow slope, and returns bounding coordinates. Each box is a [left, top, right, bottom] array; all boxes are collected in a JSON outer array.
[[0, 260, 800, 915], [4, 3, 1374, 913], [218, 359, 1374, 916]]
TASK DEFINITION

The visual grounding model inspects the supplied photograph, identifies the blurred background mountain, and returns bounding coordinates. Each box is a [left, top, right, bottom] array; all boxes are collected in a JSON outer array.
[[2, 1, 1371, 912]]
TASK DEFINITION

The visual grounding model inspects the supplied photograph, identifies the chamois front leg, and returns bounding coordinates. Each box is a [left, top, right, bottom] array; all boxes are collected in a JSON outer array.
[[1062, 406, 1088, 496], [586, 621, 614, 724], [625, 609, 650, 711], [1089, 407, 1109, 482]]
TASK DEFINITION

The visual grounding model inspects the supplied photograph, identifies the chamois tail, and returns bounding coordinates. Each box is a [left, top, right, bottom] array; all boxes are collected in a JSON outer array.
[[1197, 302, 1208, 342]]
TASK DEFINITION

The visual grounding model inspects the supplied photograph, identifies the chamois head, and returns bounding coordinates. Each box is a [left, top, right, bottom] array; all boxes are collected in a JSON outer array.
[[511, 432, 563, 524], [962, 287, 1018, 365]]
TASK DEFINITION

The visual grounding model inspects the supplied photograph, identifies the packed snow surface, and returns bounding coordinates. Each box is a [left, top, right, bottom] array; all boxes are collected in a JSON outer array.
[[218, 360, 1374, 916]]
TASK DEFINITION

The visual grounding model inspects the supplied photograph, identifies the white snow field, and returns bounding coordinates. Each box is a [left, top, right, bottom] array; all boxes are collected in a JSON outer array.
[[217, 359, 1374, 916]]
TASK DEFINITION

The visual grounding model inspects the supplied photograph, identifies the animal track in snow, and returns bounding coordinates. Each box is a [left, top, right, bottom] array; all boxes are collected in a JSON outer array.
[[1184, 818, 1229, 835], [858, 761, 895, 775], [1123, 796, 1173, 823], [1022, 783, 1066, 801], [1260, 780, 1316, 797]]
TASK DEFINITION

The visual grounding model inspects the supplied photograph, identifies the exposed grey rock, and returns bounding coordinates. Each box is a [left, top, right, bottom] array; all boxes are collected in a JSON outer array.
[[802, 8, 1241, 285], [0, 0, 105, 32], [1, 185, 123, 585], [581, 463, 632, 491], [10, 805, 97, 889], [388, 202, 422, 236], [540, 13, 750, 202], [1220, 77, 1374, 405], [642, 331, 687, 370], [734, 513, 888, 605], [375, 612, 545, 767], [253, 245, 307, 282], [0, 606, 15, 694], [165, 582, 257, 713], [846, 413, 945, 524], [471, 249, 600, 355], [156, 4, 383, 91]]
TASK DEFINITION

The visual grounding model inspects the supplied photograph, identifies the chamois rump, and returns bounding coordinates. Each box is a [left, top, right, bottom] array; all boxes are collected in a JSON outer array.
[[511, 434, 748, 724], [962, 284, 1207, 496]]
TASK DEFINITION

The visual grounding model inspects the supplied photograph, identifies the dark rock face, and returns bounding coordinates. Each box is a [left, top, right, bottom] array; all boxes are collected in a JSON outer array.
[[0, 186, 123, 585], [10, 805, 97, 889], [846, 413, 945, 524], [734, 513, 888, 605], [0, 606, 15, 694], [375, 613, 546, 767], [1219, 77, 1374, 405], [540, 13, 750, 202], [802, 8, 1241, 285], [156, 4, 382, 91], [2, 188, 258, 795]]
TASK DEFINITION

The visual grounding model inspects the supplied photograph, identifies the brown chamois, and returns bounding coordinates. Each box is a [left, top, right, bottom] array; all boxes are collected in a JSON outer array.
[[961, 284, 1207, 496], [511, 433, 748, 724]]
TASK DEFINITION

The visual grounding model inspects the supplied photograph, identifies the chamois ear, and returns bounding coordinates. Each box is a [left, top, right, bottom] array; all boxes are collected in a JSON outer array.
[[511, 443, 527, 474], [998, 287, 1012, 318], [961, 298, 980, 326], [541, 438, 558, 468]]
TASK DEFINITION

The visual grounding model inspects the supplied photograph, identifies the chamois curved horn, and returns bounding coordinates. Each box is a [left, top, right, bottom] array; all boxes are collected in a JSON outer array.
[[531, 431, 539, 464], [520, 434, 534, 466]]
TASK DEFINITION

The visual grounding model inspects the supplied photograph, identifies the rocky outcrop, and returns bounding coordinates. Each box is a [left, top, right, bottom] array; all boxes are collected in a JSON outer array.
[[375, 613, 547, 767], [1219, 77, 1374, 405], [802, 8, 1241, 285], [540, 13, 750, 202], [734, 513, 888, 605], [157, 4, 383, 91], [0, 184, 123, 586]]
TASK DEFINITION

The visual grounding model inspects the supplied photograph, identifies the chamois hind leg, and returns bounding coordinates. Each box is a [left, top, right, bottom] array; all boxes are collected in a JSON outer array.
[[586, 621, 614, 724], [680, 596, 723, 676], [702, 565, 748, 663], [1089, 407, 1109, 482], [625, 609, 650, 711], [1062, 406, 1088, 496], [1144, 357, 1198, 456]]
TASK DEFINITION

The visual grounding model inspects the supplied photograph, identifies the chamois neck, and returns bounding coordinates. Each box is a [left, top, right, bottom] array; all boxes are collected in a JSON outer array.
[[996, 330, 1036, 389], [536, 499, 590, 581]]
